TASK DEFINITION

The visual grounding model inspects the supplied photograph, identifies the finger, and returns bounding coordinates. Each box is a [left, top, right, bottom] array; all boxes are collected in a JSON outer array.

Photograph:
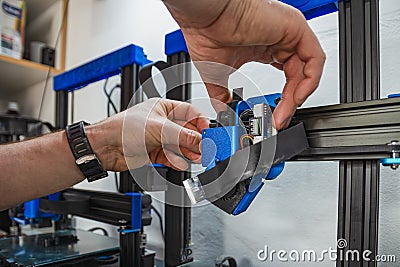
[[174, 120, 199, 131], [207, 83, 232, 113], [162, 100, 210, 131], [174, 119, 208, 135], [273, 84, 298, 130], [161, 119, 202, 152], [273, 55, 305, 130], [271, 50, 296, 65], [153, 149, 189, 171], [293, 57, 325, 106], [192, 61, 234, 111], [163, 144, 201, 162], [294, 30, 326, 105], [271, 62, 283, 71]]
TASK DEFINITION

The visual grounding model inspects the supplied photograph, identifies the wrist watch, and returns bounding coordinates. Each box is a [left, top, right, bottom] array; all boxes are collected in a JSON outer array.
[[66, 121, 108, 182]]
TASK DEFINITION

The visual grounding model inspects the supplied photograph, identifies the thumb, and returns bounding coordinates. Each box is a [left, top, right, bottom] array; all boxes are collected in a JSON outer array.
[[193, 61, 234, 113], [205, 83, 232, 113]]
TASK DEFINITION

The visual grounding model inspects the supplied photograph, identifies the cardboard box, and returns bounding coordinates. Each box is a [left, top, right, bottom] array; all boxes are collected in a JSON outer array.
[[0, 0, 26, 59]]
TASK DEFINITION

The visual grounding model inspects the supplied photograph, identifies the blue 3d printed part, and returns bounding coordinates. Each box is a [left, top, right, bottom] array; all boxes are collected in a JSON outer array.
[[201, 93, 285, 215]]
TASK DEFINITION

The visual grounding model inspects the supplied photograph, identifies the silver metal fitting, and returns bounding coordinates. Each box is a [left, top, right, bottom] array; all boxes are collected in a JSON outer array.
[[388, 140, 400, 170]]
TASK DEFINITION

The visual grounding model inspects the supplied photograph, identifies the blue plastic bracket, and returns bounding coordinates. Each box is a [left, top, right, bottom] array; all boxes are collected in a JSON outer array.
[[165, 30, 188, 56], [280, 0, 338, 19], [23, 192, 61, 222], [124, 192, 142, 232], [54, 44, 151, 92], [381, 158, 400, 167]]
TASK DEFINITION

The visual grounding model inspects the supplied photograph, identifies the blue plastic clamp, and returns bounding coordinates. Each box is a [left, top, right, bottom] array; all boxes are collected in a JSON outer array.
[[124, 192, 142, 232], [280, 0, 338, 19], [54, 44, 151, 92], [388, 94, 400, 99], [165, 29, 188, 56]]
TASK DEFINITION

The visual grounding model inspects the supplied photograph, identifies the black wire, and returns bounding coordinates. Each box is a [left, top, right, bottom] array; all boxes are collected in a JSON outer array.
[[114, 172, 119, 192], [87, 227, 109, 236], [151, 205, 165, 242], [103, 78, 120, 117], [37, 0, 70, 120]]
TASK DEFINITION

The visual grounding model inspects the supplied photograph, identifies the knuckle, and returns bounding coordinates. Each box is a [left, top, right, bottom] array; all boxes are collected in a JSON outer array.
[[185, 130, 198, 146]]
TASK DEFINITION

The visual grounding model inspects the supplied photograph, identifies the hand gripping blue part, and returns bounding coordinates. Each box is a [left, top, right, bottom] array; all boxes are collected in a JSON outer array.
[[201, 93, 286, 215]]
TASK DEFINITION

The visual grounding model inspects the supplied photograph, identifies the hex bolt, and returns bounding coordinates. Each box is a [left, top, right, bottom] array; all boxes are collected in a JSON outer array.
[[388, 140, 400, 170], [118, 219, 127, 224], [118, 219, 128, 230]]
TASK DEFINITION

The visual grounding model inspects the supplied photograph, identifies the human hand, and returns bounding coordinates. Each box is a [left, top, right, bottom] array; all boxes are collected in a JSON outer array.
[[164, 0, 325, 129], [87, 98, 209, 172]]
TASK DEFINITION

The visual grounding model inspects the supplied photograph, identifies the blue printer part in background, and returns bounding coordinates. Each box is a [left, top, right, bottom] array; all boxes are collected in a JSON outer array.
[[280, 0, 338, 20]]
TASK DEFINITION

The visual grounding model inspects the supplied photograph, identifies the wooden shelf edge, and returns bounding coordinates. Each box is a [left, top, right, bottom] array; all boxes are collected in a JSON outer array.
[[0, 54, 63, 75]]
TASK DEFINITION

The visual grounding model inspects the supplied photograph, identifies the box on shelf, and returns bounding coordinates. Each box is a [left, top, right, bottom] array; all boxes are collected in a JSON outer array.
[[0, 0, 26, 59]]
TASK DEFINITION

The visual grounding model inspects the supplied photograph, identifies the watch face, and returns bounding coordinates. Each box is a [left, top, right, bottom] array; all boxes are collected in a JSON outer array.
[[75, 154, 97, 165]]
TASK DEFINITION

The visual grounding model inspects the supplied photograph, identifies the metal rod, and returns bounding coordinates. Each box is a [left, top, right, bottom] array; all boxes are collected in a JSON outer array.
[[119, 63, 142, 267], [55, 90, 68, 129], [293, 98, 400, 149], [120, 230, 141, 267], [337, 1, 381, 266], [120, 64, 141, 193], [164, 52, 193, 267]]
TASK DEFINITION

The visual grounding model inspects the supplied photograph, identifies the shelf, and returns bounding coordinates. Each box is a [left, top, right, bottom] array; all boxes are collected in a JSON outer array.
[[0, 0, 67, 96], [26, 0, 60, 22], [0, 54, 62, 95]]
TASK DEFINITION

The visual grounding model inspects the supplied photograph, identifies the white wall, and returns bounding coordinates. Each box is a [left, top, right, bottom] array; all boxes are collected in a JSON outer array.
[[10, 0, 400, 265]]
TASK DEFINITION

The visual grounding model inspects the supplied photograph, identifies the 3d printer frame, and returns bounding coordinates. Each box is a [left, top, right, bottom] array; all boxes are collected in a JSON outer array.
[[51, 1, 399, 267]]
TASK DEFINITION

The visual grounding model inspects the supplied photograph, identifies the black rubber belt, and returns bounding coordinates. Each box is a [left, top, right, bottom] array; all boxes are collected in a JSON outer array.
[[138, 61, 182, 98], [195, 122, 309, 200]]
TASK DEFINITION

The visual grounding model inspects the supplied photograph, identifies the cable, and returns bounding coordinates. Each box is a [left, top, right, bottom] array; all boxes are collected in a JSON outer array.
[[240, 134, 254, 149], [37, 0, 70, 120], [87, 227, 109, 236], [114, 172, 119, 192], [103, 78, 120, 117], [151, 205, 165, 242], [238, 109, 254, 132]]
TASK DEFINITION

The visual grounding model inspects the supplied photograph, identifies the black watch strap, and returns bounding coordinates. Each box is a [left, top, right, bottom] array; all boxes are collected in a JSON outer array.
[[66, 121, 108, 182]]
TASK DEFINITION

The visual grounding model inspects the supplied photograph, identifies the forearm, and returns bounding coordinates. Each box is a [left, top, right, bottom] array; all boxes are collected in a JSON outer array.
[[0, 124, 114, 211]]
